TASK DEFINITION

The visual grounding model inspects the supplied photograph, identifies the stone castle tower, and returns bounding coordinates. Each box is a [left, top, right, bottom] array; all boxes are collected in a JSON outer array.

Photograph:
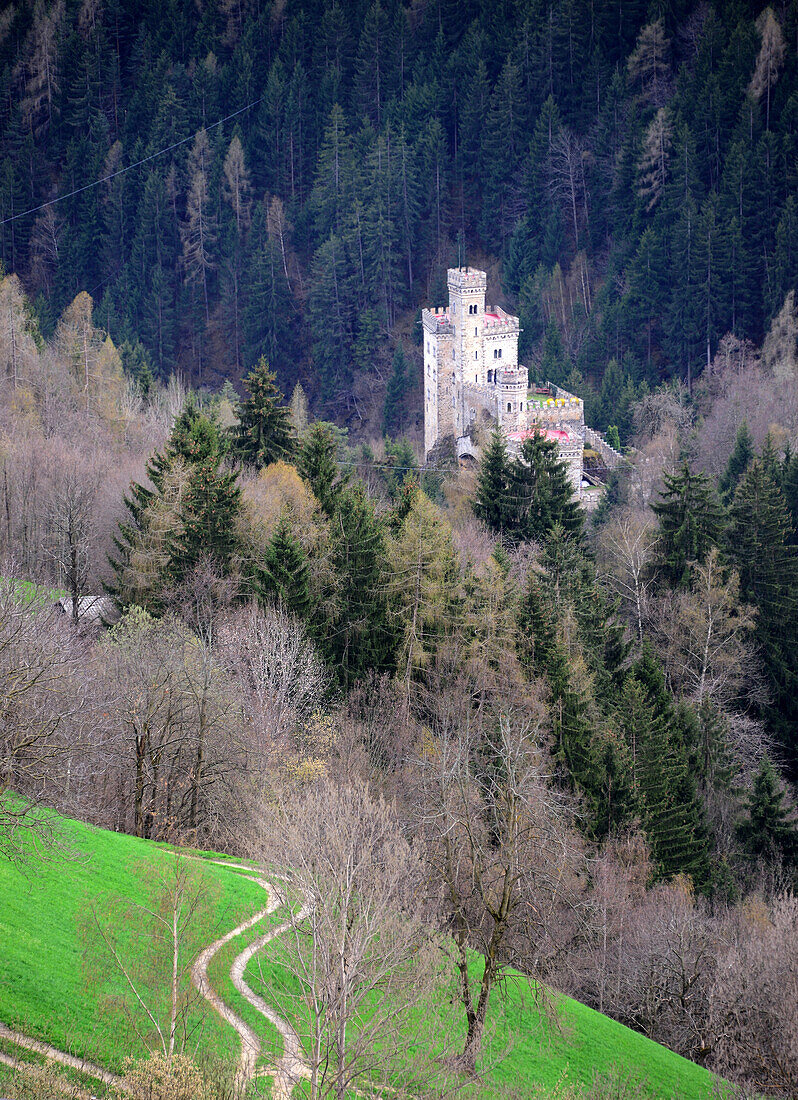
[[423, 268, 530, 455], [422, 267, 609, 497]]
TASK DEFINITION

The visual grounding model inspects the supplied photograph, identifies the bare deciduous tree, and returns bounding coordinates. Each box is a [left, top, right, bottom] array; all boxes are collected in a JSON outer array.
[[0, 584, 85, 860], [259, 777, 448, 1099], [596, 511, 658, 645], [413, 682, 582, 1072], [85, 854, 215, 1062]]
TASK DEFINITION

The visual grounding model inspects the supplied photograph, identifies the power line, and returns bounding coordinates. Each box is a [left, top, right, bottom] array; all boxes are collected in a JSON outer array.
[[0, 96, 264, 228]]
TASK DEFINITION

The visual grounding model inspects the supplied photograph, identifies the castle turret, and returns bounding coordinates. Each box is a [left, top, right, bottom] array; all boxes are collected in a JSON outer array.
[[496, 365, 529, 433], [448, 267, 487, 387]]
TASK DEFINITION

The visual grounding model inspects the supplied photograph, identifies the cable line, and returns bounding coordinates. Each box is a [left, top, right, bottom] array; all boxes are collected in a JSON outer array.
[[0, 96, 264, 228]]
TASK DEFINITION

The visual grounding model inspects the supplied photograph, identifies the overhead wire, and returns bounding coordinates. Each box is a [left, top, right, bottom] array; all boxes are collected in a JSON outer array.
[[0, 95, 265, 228]]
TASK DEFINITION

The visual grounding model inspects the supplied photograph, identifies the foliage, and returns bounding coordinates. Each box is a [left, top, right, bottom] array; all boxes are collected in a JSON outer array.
[[230, 357, 295, 470]]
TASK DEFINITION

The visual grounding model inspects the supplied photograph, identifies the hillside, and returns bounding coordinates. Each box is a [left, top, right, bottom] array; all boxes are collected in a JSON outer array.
[[1, 1, 797, 436], [0, 810, 721, 1099]]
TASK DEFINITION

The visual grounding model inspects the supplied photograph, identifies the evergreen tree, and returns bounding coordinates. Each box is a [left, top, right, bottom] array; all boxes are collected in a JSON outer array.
[[473, 428, 513, 536], [108, 405, 239, 611], [231, 357, 295, 469], [258, 512, 313, 619], [728, 456, 798, 770], [321, 483, 397, 688], [297, 422, 348, 516], [737, 757, 798, 866], [652, 462, 724, 588], [169, 453, 242, 587], [509, 431, 583, 544], [617, 651, 711, 886], [719, 421, 754, 500], [383, 343, 411, 434]]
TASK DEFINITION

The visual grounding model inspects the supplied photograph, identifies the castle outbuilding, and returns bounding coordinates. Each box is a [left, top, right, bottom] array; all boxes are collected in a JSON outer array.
[[422, 268, 622, 498]]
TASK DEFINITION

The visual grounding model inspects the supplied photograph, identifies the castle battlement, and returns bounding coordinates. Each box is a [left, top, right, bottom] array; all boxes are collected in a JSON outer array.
[[423, 269, 589, 497], [448, 267, 487, 289]]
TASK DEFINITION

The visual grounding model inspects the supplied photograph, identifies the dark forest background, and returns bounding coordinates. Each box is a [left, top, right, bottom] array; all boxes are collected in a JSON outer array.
[[1, 0, 797, 436]]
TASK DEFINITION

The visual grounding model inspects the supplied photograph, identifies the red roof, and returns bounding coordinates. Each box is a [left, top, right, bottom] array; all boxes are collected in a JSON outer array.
[[507, 428, 571, 444], [484, 312, 500, 321]]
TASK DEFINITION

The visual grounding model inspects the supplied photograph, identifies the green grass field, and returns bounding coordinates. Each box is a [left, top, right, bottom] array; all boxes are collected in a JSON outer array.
[[0, 810, 268, 1080], [242, 936, 721, 1100], [0, 809, 725, 1099]]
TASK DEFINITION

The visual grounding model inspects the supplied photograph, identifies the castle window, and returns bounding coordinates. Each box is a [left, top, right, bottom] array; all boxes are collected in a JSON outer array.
[[475, 351, 478, 360], [475, 327, 478, 336], [476, 374, 479, 382], [498, 348, 502, 358], [507, 403, 512, 412]]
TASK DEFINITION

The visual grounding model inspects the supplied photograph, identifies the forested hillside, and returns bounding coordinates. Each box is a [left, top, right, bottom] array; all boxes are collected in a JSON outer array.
[[1, 0, 797, 430], [4, 3, 798, 1098]]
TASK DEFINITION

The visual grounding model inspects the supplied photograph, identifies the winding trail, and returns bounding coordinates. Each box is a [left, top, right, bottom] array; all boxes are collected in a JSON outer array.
[[190, 863, 311, 1099], [0, 1020, 121, 1088]]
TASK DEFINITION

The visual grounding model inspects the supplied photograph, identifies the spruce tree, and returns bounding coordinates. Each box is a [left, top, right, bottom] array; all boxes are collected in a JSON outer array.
[[473, 428, 513, 536], [728, 456, 798, 770], [297, 422, 347, 516], [169, 454, 241, 587], [652, 462, 724, 588], [383, 343, 410, 433], [737, 757, 798, 866], [258, 513, 313, 620], [510, 431, 583, 543], [617, 653, 711, 887], [107, 403, 224, 608], [321, 483, 397, 688], [718, 421, 754, 500], [231, 357, 295, 469]]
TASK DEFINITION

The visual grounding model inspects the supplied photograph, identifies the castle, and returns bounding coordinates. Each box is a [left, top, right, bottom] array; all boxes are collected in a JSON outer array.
[[422, 268, 620, 497]]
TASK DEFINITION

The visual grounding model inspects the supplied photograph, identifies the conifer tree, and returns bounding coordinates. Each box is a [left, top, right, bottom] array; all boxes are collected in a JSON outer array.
[[108, 405, 239, 611], [510, 432, 583, 544], [719, 421, 754, 500], [383, 343, 410, 434], [473, 428, 513, 536], [737, 757, 798, 866], [322, 483, 397, 688], [728, 456, 798, 769], [652, 462, 724, 588], [169, 454, 241, 587], [617, 652, 711, 886], [297, 422, 347, 516], [257, 512, 313, 620], [231, 357, 295, 469]]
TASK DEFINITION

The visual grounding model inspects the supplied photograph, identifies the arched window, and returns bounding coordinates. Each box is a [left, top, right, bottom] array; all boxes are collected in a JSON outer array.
[[507, 402, 512, 412]]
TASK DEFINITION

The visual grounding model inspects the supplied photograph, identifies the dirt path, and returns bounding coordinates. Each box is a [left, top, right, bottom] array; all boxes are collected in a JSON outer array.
[[230, 887, 311, 1100], [0, 1020, 121, 1088], [190, 865, 311, 1099]]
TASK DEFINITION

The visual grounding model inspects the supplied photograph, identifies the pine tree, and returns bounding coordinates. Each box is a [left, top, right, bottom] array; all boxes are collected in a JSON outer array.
[[510, 431, 583, 544], [231, 357, 295, 469], [652, 462, 724, 588], [737, 757, 798, 866], [719, 421, 754, 500], [473, 428, 513, 537], [297, 422, 347, 516], [257, 512, 313, 619]]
